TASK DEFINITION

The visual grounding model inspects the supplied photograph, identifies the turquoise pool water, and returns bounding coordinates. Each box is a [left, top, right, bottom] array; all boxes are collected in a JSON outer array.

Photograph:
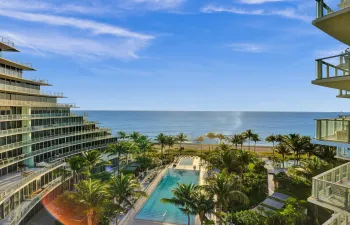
[[179, 158, 194, 165], [136, 169, 199, 224]]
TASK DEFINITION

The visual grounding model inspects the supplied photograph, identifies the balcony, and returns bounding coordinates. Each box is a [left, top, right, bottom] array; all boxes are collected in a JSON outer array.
[[0, 37, 18, 52], [323, 212, 349, 225], [314, 0, 350, 45], [312, 51, 350, 91], [0, 83, 64, 97], [0, 174, 72, 225], [0, 121, 98, 138], [308, 162, 350, 215], [0, 128, 110, 154], [315, 118, 350, 143], [0, 112, 83, 122], [0, 67, 50, 86], [0, 99, 77, 108], [0, 160, 65, 205], [0, 135, 114, 169], [0, 57, 35, 71]]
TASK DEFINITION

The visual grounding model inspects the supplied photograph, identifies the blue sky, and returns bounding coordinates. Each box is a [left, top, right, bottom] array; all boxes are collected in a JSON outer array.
[[0, 0, 348, 111]]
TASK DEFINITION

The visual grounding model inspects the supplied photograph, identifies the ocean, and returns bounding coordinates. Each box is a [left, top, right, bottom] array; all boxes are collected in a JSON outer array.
[[74, 111, 345, 145]]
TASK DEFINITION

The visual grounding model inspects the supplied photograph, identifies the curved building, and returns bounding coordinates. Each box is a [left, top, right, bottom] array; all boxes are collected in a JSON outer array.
[[0, 37, 116, 225]]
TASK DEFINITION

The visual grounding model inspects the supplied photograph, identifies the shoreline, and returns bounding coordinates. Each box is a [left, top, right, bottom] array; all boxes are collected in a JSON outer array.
[[153, 143, 273, 153]]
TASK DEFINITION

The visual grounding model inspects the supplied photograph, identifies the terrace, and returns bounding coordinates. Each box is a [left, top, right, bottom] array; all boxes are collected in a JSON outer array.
[[0, 37, 19, 52], [312, 51, 350, 91], [308, 162, 350, 215], [314, 0, 350, 45], [0, 160, 65, 205]]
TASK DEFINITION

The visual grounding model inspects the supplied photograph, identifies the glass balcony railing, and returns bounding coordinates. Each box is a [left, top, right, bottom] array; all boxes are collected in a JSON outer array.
[[0, 67, 49, 85], [0, 135, 114, 169], [0, 174, 73, 225], [0, 160, 65, 204], [0, 99, 76, 108], [0, 113, 83, 121], [0, 83, 64, 97], [0, 128, 110, 154], [323, 212, 349, 225], [315, 52, 350, 80], [310, 162, 350, 211], [0, 121, 97, 137], [315, 118, 350, 142]]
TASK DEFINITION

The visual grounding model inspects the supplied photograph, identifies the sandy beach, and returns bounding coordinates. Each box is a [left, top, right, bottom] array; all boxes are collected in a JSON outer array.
[[153, 143, 273, 153]]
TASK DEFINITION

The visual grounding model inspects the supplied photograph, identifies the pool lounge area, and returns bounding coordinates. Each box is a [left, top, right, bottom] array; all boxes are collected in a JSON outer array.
[[135, 168, 199, 225]]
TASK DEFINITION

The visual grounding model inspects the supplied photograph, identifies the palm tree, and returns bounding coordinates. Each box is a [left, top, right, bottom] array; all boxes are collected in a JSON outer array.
[[274, 143, 291, 168], [72, 179, 109, 225], [275, 134, 284, 143], [161, 183, 197, 225], [216, 133, 226, 144], [237, 134, 245, 150], [265, 134, 277, 162], [105, 142, 136, 174], [138, 136, 152, 157], [242, 129, 254, 150], [109, 174, 147, 225], [251, 134, 261, 153], [283, 134, 305, 164], [129, 131, 141, 142], [155, 133, 167, 156], [82, 150, 104, 176], [229, 134, 241, 149], [117, 131, 128, 140], [176, 132, 188, 153], [191, 190, 216, 225], [206, 132, 217, 151], [195, 136, 205, 156], [314, 145, 336, 162], [165, 135, 176, 156], [66, 156, 87, 185], [205, 172, 249, 224]]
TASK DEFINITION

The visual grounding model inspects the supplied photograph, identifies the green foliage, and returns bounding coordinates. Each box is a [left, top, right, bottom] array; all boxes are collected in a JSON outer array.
[[229, 210, 265, 225], [91, 171, 112, 182]]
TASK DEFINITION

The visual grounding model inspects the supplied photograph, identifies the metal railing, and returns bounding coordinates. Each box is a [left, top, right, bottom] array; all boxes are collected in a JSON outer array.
[[0, 128, 110, 154], [0, 135, 114, 169], [315, 118, 350, 142], [315, 52, 350, 80], [1, 174, 73, 225], [0, 67, 49, 85], [0, 121, 97, 137], [0, 83, 64, 97], [323, 212, 349, 225], [0, 36, 14, 48], [0, 99, 76, 108], [0, 160, 65, 204], [311, 162, 350, 211], [316, 0, 334, 19], [0, 113, 82, 121]]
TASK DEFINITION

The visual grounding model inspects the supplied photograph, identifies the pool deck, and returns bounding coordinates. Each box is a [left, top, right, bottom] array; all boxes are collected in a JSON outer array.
[[121, 157, 207, 225]]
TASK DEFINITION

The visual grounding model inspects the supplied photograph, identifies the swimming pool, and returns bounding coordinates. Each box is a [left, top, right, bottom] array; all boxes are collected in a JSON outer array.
[[179, 158, 194, 165], [136, 169, 199, 224]]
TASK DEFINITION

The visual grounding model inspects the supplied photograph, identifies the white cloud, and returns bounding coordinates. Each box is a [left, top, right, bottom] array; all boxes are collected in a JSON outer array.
[[125, 0, 186, 10], [201, 5, 264, 15], [0, 9, 153, 40], [228, 43, 265, 53], [2, 31, 149, 60], [201, 4, 311, 21], [240, 0, 286, 4]]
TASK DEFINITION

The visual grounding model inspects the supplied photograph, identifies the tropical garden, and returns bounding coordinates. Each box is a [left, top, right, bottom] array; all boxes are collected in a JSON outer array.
[[51, 129, 340, 225]]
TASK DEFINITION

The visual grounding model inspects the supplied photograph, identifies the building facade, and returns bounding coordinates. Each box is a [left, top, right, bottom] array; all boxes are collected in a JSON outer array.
[[308, 0, 350, 224], [0, 37, 116, 225]]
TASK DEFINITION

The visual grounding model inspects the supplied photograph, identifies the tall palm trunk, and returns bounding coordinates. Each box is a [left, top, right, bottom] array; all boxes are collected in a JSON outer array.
[[187, 213, 190, 225], [87, 210, 94, 225], [116, 211, 120, 225]]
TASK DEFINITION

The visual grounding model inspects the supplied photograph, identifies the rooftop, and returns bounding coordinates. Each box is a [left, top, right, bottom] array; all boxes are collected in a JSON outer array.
[[0, 37, 19, 52]]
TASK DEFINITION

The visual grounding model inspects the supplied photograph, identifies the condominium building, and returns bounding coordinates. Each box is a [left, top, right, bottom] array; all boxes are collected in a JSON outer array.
[[308, 0, 350, 224], [0, 37, 116, 225]]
